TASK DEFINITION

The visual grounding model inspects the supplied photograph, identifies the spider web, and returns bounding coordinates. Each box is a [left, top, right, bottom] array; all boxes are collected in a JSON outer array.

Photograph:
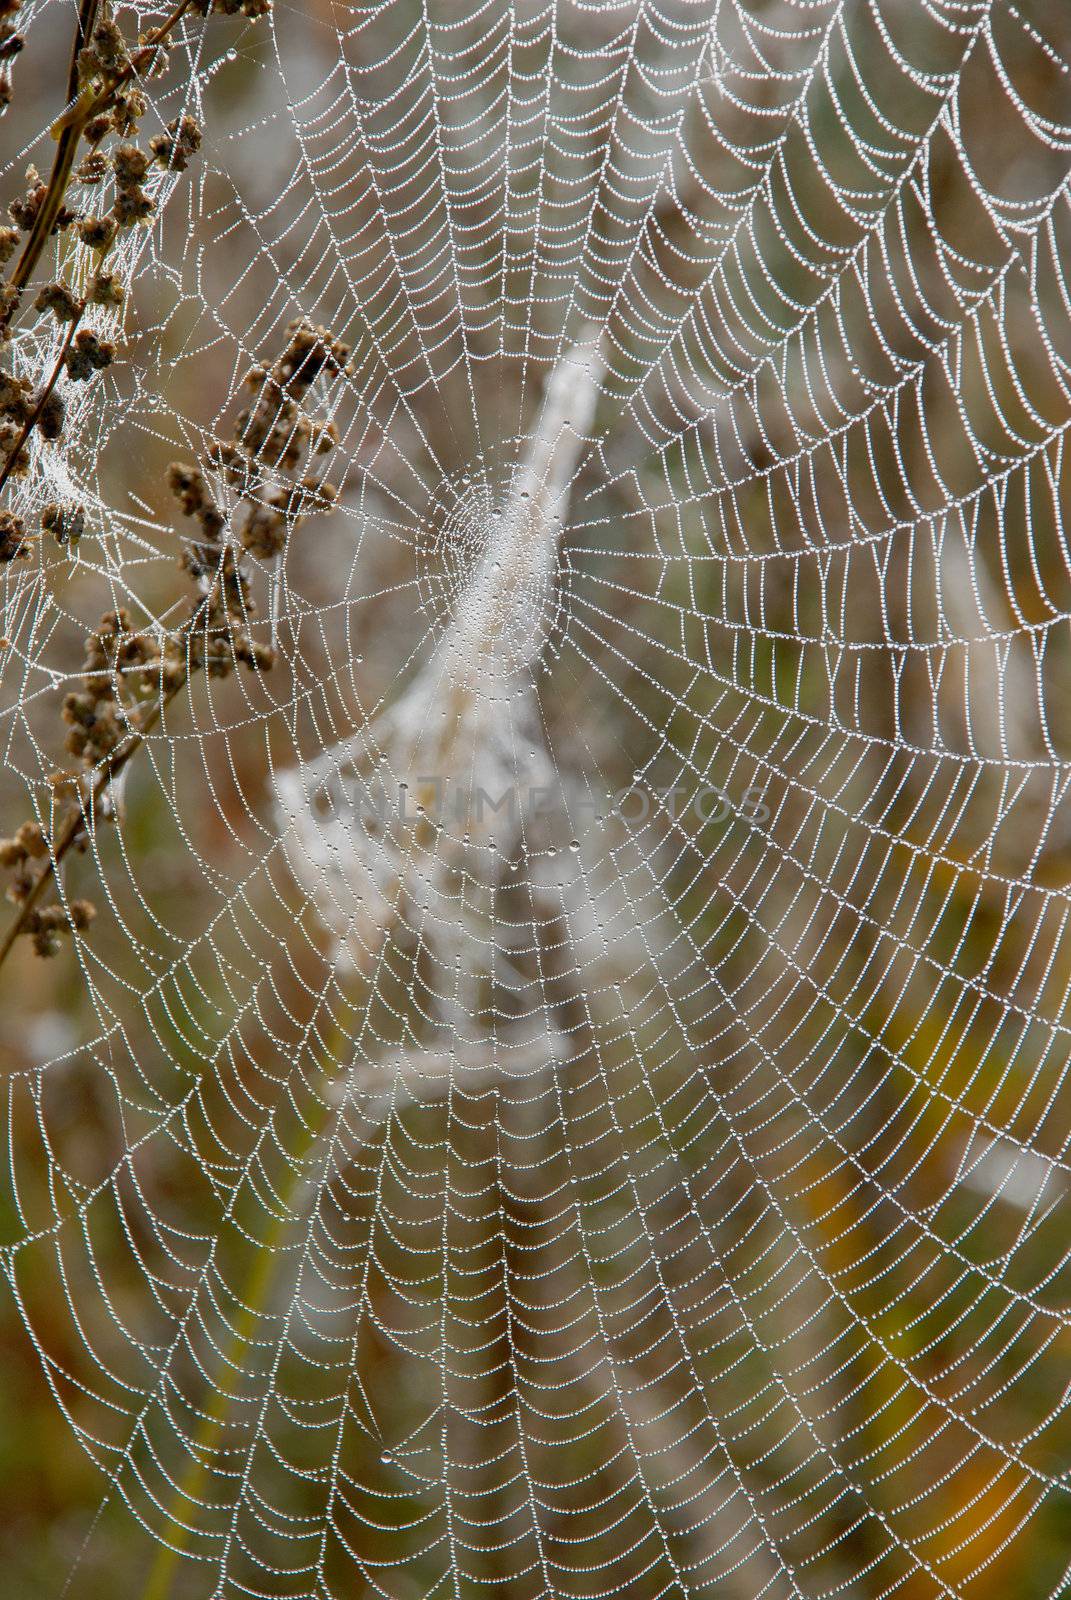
[[2, 0, 1071, 1596]]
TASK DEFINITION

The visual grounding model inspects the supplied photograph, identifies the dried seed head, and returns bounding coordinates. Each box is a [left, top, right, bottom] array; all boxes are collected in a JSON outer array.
[[62, 691, 96, 726], [112, 186, 153, 226], [99, 609, 132, 638], [234, 634, 275, 671], [6, 864, 32, 904], [42, 503, 84, 546], [31, 923, 60, 957], [75, 152, 108, 186], [113, 143, 151, 185], [82, 114, 112, 146], [14, 819, 46, 859], [94, 17, 126, 65], [138, 34, 170, 78], [0, 372, 33, 420], [0, 429, 27, 475], [301, 477, 338, 507], [77, 214, 117, 250], [277, 320, 351, 390], [0, 507, 26, 560], [240, 502, 286, 559], [65, 330, 115, 381], [37, 389, 65, 441], [312, 419, 338, 454], [8, 166, 44, 232], [199, 504, 226, 541], [0, 836, 24, 868], [77, 46, 103, 82], [110, 89, 147, 137], [150, 114, 203, 172], [168, 462, 210, 517], [0, 224, 17, 263], [33, 282, 81, 322], [68, 899, 96, 931], [89, 271, 125, 308]]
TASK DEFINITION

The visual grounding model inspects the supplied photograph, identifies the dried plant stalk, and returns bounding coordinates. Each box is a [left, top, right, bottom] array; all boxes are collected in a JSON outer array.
[[0, 313, 347, 966]]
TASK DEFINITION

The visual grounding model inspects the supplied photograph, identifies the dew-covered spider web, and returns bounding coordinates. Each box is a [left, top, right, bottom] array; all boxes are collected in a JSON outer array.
[[2, 0, 1071, 1596]]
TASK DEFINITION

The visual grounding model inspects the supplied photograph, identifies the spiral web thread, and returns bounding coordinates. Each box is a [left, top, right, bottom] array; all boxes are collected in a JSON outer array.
[[2, 0, 1071, 1595]]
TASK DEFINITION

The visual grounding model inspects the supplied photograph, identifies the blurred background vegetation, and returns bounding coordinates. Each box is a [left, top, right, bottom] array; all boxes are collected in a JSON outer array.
[[0, 0, 1069, 1596]]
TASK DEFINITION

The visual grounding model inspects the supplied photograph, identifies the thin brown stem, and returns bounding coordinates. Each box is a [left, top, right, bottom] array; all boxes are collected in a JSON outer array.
[[2, 0, 195, 332], [107, 0, 196, 97], [7, 130, 81, 310], [53, 0, 196, 135], [0, 680, 180, 968], [0, 309, 82, 495], [3, 0, 99, 316], [66, 0, 101, 107]]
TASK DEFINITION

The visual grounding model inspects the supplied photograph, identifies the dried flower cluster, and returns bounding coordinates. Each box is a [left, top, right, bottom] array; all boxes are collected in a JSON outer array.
[[168, 463, 273, 677], [0, 110, 198, 492], [63, 609, 183, 766], [0, 0, 282, 967], [0, 815, 94, 955], [0, 0, 270, 518], [0, 505, 24, 560], [184, 317, 347, 563], [0, 0, 23, 116], [41, 502, 85, 547], [0, 607, 179, 947], [0, 315, 347, 961]]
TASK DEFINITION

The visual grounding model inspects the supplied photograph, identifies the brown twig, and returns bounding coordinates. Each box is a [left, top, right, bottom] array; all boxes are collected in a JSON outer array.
[[3, 0, 98, 316], [0, 309, 81, 495], [51, 0, 195, 136], [0, 315, 348, 970], [0, 681, 179, 968], [1, 0, 195, 331]]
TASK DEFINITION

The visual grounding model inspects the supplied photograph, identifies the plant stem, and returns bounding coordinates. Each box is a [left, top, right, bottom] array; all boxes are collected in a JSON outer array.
[[2, 0, 98, 325], [0, 681, 179, 969], [0, 310, 82, 495], [1, 0, 195, 334], [52, 0, 196, 136]]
